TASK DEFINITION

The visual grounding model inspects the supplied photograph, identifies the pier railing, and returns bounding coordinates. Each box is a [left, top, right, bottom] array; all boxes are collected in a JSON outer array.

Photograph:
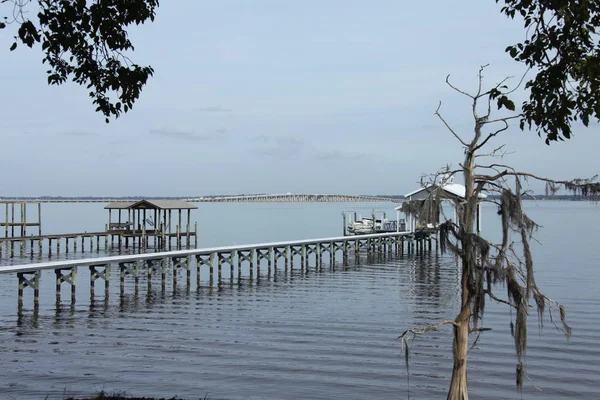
[[0, 231, 438, 308]]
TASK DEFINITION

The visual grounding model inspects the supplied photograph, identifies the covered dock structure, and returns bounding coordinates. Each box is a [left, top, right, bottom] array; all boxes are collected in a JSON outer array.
[[105, 199, 198, 250], [396, 179, 486, 233]]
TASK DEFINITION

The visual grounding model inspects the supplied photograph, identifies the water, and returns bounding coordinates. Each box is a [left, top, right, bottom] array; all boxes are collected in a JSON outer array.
[[0, 201, 599, 399]]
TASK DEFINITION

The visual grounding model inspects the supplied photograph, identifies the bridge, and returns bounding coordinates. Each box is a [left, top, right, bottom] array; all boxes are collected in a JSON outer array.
[[0, 194, 402, 204], [187, 194, 401, 203]]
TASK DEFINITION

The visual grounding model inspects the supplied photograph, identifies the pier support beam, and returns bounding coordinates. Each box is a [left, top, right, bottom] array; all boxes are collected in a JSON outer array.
[[195, 254, 213, 286], [217, 252, 233, 285], [90, 264, 110, 299], [273, 247, 286, 270], [172, 256, 191, 289], [119, 261, 140, 295], [17, 271, 41, 307], [256, 248, 271, 277], [290, 245, 302, 270], [55, 267, 77, 304], [145, 258, 166, 292], [305, 244, 317, 269], [237, 250, 254, 280]]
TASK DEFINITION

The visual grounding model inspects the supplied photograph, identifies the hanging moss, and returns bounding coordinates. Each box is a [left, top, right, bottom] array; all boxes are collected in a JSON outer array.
[[400, 200, 424, 217]]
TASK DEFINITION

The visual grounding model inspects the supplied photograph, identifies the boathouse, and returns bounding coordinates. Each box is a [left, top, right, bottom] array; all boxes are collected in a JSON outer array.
[[105, 199, 198, 249], [397, 178, 486, 233]]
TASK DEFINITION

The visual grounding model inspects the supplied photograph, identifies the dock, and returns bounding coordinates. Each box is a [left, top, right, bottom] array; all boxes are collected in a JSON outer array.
[[0, 231, 437, 309], [0, 200, 199, 259]]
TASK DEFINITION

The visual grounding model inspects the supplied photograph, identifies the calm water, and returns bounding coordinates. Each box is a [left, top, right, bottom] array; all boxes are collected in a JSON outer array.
[[0, 201, 599, 399]]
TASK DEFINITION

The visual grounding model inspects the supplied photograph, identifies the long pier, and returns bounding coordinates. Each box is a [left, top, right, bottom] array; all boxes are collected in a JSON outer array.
[[0, 194, 402, 204], [0, 231, 436, 309]]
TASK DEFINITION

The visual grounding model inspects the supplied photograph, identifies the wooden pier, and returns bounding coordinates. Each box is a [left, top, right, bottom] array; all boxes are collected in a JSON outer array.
[[0, 231, 437, 309], [0, 199, 199, 259]]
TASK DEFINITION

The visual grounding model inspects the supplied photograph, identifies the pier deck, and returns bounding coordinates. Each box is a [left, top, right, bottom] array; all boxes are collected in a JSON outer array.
[[0, 231, 437, 309]]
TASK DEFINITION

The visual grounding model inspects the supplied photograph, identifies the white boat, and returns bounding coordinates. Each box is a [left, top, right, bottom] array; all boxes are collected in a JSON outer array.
[[347, 217, 382, 235]]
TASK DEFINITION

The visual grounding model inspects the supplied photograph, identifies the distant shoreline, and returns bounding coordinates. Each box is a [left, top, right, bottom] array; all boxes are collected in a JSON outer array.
[[0, 195, 593, 201]]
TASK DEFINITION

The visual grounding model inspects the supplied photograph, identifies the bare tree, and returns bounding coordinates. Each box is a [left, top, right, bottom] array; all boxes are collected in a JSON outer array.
[[398, 65, 600, 400]]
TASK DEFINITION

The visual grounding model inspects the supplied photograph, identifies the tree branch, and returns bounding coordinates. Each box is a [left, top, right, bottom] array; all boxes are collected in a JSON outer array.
[[446, 74, 475, 99], [435, 102, 469, 146], [485, 289, 517, 309], [397, 319, 459, 342]]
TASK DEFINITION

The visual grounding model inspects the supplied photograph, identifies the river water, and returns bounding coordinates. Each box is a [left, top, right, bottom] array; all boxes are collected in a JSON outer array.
[[0, 201, 598, 399]]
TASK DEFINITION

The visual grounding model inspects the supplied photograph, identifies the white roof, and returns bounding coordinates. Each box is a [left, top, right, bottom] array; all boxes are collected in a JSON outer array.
[[402, 183, 487, 200]]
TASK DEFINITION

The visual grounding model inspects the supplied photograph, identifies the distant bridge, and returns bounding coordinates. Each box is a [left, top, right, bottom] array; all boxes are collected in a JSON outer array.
[[0, 194, 402, 204], [187, 194, 402, 203]]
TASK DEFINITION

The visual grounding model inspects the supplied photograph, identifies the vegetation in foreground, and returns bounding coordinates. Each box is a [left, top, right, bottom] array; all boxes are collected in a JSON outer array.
[[63, 391, 194, 400]]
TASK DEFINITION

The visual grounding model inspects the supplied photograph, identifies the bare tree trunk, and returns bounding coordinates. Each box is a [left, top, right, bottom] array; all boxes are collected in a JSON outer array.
[[447, 258, 472, 400], [447, 148, 477, 400], [448, 319, 470, 399]]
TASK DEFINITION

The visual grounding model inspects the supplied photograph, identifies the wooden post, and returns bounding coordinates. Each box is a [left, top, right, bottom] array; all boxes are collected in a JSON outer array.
[[11, 202, 14, 238], [168, 210, 172, 250], [217, 253, 223, 284], [20, 203, 24, 237], [330, 242, 335, 267], [237, 250, 243, 281], [132, 209, 136, 233], [209, 253, 215, 285], [186, 209, 191, 247], [178, 210, 182, 241], [38, 202, 42, 236], [24, 203, 29, 236], [142, 225, 147, 250], [343, 240, 348, 266], [4, 203, 8, 238], [194, 222, 198, 248]]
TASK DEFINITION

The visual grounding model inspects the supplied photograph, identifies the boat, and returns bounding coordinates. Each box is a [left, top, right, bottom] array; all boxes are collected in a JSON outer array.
[[347, 217, 381, 235]]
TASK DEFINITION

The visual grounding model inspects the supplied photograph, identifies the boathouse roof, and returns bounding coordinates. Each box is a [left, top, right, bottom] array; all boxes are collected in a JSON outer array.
[[104, 200, 198, 210], [399, 183, 487, 206]]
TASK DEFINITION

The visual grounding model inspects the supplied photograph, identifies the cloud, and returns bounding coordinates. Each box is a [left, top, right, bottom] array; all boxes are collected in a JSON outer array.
[[149, 128, 227, 141], [196, 106, 233, 113], [252, 135, 369, 161]]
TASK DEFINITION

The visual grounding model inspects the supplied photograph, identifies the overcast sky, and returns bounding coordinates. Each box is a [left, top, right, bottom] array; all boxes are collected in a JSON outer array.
[[1, 0, 598, 197]]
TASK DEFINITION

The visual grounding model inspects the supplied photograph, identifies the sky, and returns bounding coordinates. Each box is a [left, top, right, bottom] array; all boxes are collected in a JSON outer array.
[[1, 0, 599, 197]]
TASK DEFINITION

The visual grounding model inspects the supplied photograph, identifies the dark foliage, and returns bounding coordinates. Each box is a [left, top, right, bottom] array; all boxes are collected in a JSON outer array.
[[64, 390, 185, 400], [1, 0, 159, 122], [498, 0, 600, 144]]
